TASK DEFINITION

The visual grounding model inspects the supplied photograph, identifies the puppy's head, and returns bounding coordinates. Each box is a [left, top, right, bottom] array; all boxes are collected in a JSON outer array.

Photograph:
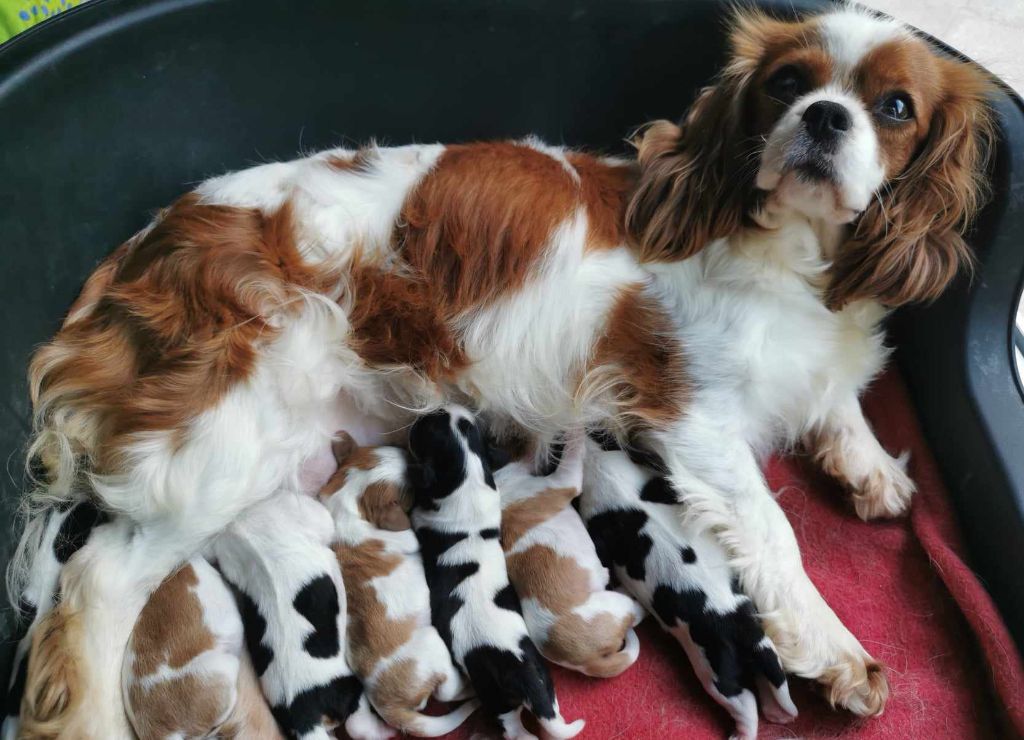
[[320, 432, 411, 531], [626, 7, 995, 308], [407, 406, 496, 503]]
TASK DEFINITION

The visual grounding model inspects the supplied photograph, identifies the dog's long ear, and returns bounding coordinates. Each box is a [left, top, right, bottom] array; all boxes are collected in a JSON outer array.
[[625, 11, 773, 262], [827, 59, 996, 309]]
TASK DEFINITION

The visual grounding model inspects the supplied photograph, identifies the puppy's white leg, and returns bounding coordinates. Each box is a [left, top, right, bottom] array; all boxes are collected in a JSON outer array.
[[418, 627, 470, 702], [654, 426, 888, 717], [808, 395, 915, 520], [344, 693, 394, 740], [498, 707, 537, 740]]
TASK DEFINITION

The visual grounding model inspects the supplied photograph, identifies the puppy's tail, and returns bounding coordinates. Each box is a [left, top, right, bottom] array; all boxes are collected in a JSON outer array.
[[386, 699, 480, 737], [536, 709, 585, 740]]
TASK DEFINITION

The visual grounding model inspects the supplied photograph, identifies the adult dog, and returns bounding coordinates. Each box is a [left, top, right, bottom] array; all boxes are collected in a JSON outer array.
[[14, 6, 992, 735]]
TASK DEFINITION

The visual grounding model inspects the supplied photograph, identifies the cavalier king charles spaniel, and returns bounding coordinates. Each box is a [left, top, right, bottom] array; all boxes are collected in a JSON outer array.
[[13, 6, 993, 737]]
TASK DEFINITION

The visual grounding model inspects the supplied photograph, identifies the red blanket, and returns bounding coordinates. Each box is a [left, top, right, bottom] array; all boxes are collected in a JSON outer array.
[[445, 370, 1024, 738]]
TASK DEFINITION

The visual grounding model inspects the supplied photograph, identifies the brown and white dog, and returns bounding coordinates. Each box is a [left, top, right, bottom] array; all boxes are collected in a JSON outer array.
[[12, 6, 994, 735], [122, 556, 281, 740], [497, 435, 645, 678], [319, 434, 479, 737]]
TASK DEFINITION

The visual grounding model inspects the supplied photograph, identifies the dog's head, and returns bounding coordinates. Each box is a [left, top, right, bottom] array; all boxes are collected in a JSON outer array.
[[626, 7, 995, 308]]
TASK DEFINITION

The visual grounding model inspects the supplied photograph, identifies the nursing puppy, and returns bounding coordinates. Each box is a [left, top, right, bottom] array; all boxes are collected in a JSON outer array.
[[497, 435, 644, 677], [580, 440, 798, 740], [122, 556, 282, 740], [3, 501, 110, 739], [320, 433, 479, 737], [408, 407, 584, 740], [209, 491, 391, 740]]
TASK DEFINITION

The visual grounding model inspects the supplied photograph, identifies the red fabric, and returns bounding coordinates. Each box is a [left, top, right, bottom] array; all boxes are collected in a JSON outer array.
[[444, 369, 1024, 739]]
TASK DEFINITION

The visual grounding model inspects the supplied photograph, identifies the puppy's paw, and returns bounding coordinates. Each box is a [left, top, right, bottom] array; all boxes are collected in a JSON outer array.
[[821, 655, 889, 717], [852, 451, 915, 521]]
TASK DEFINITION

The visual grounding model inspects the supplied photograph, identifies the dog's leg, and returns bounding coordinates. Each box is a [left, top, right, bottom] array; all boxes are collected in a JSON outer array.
[[652, 425, 889, 718], [807, 395, 915, 520]]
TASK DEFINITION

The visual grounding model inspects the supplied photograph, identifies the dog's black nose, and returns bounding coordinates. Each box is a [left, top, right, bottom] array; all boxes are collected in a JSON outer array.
[[802, 101, 851, 145]]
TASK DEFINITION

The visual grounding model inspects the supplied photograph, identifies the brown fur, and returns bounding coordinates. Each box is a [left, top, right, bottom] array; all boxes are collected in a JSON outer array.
[[500, 486, 578, 551], [129, 564, 213, 678], [358, 480, 413, 531], [625, 11, 826, 263], [506, 543, 633, 677], [126, 672, 234, 740], [29, 195, 327, 477], [827, 45, 996, 308], [325, 148, 378, 173], [336, 540, 417, 679], [586, 286, 688, 428], [18, 605, 83, 740], [566, 153, 637, 249], [319, 434, 383, 495], [372, 660, 446, 734], [346, 262, 470, 380], [397, 142, 578, 314], [549, 612, 637, 678]]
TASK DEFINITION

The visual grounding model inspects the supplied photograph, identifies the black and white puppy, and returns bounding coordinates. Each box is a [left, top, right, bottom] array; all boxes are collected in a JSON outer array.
[[209, 491, 391, 740], [2, 501, 110, 739], [580, 439, 798, 740], [408, 406, 584, 740]]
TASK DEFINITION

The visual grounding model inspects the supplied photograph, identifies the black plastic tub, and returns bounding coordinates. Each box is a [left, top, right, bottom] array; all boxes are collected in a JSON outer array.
[[1, 0, 1022, 684]]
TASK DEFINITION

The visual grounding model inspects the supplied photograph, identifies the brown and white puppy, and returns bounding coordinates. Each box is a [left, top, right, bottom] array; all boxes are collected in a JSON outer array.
[[320, 434, 478, 737], [122, 556, 282, 740], [497, 435, 645, 677], [15, 6, 994, 730]]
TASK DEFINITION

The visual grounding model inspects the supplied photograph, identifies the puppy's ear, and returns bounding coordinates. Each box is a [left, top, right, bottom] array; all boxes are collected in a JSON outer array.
[[827, 59, 995, 309], [331, 431, 357, 465], [626, 13, 767, 262]]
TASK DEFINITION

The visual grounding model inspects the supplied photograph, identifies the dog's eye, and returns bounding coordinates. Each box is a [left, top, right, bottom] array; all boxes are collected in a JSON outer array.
[[765, 65, 808, 104], [877, 92, 914, 122]]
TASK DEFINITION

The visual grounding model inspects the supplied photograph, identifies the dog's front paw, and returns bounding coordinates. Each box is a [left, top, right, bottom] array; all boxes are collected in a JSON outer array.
[[852, 451, 915, 520], [820, 655, 889, 717]]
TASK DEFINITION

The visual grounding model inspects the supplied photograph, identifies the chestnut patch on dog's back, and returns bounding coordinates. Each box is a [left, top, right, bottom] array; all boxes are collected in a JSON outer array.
[[347, 264, 469, 379], [566, 153, 637, 249], [396, 142, 578, 314]]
